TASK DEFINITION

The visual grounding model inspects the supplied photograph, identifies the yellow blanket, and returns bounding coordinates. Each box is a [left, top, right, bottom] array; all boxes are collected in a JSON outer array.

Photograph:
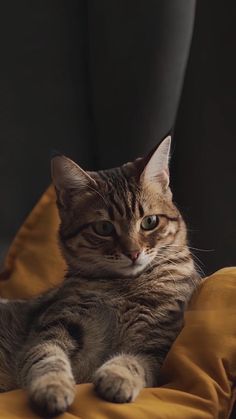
[[0, 186, 235, 418]]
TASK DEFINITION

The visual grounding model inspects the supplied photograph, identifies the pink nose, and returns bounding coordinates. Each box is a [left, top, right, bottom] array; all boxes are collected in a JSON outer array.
[[126, 251, 140, 262]]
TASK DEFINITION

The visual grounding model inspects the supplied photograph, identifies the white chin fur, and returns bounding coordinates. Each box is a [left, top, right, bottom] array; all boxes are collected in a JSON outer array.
[[118, 264, 146, 277], [0, 298, 9, 304], [77, 251, 155, 278], [110, 252, 154, 277]]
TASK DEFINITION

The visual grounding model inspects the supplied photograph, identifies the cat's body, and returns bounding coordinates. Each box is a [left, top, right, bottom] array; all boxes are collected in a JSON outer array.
[[0, 137, 201, 416]]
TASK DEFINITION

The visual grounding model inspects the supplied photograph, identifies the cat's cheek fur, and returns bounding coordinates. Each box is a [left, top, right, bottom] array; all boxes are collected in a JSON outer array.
[[93, 354, 147, 403]]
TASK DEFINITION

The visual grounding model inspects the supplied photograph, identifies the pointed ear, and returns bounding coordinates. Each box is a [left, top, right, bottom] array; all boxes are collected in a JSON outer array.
[[51, 155, 96, 206], [140, 136, 171, 190]]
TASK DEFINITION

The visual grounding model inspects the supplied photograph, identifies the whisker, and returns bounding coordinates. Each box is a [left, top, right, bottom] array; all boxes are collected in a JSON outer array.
[[164, 244, 215, 252], [159, 244, 206, 277]]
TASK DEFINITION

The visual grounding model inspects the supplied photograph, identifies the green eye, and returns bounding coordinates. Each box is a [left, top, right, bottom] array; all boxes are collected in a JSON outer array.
[[141, 215, 159, 231], [93, 221, 115, 236]]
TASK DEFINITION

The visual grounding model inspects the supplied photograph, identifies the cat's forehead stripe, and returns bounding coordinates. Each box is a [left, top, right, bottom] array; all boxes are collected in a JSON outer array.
[[107, 205, 115, 220], [130, 189, 136, 213], [138, 204, 144, 217], [109, 193, 124, 217], [98, 169, 140, 220]]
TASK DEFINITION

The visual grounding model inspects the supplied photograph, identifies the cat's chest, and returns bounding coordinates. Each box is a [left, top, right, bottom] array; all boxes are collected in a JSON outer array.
[[54, 279, 177, 337], [59, 279, 171, 320]]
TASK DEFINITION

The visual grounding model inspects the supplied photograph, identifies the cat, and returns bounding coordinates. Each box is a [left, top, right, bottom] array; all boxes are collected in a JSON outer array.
[[0, 136, 200, 417]]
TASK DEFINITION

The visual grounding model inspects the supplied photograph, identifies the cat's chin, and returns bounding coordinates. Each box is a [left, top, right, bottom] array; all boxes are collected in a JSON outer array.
[[69, 254, 155, 279], [71, 262, 148, 279], [112, 262, 149, 278]]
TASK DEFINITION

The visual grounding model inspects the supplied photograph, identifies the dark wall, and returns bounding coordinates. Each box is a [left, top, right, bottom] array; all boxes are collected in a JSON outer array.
[[172, 1, 236, 274], [87, 0, 195, 168], [0, 0, 195, 242], [0, 1, 92, 241]]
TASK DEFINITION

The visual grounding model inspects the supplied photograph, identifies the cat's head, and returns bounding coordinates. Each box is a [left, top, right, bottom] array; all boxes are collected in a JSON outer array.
[[51, 136, 186, 278]]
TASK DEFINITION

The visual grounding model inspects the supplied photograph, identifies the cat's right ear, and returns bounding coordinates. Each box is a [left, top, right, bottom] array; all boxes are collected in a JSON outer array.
[[51, 155, 97, 206], [138, 136, 171, 190]]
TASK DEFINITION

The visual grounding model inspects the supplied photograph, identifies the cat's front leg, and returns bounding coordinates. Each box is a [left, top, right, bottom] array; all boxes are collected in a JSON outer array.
[[18, 342, 75, 417], [93, 353, 156, 403]]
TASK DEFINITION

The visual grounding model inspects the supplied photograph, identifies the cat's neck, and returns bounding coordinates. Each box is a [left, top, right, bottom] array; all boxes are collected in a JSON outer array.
[[65, 251, 199, 296], [66, 242, 197, 282]]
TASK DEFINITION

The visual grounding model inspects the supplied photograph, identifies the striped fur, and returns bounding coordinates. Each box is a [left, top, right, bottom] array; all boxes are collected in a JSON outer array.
[[0, 137, 201, 416]]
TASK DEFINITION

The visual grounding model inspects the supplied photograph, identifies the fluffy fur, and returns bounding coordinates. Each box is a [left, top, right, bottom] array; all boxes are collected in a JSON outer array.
[[0, 136, 200, 416]]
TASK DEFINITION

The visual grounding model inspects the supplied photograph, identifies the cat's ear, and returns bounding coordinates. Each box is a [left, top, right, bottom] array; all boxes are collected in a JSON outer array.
[[51, 154, 96, 190], [51, 154, 96, 206], [140, 135, 171, 190]]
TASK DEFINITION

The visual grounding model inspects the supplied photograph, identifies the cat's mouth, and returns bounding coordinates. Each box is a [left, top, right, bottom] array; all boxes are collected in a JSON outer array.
[[116, 262, 149, 278], [128, 259, 143, 267], [120, 257, 149, 273], [124, 251, 151, 268]]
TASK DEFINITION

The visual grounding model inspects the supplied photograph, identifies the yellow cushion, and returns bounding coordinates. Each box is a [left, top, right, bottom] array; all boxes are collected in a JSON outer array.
[[0, 186, 66, 298], [0, 187, 235, 418]]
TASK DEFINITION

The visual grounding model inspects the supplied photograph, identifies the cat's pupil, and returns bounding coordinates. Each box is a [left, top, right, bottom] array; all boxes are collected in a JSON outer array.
[[102, 223, 109, 232], [93, 220, 115, 236], [141, 215, 158, 230]]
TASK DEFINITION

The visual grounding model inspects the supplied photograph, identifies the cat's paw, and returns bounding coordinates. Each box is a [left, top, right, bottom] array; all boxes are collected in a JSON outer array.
[[29, 374, 75, 417], [94, 363, 142, 403]]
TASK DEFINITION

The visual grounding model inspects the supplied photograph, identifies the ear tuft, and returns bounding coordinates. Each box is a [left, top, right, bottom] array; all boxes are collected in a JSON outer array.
[[50, 149, 63, 159], [51, 155, 96, 191], [141, 135, 171, 189]]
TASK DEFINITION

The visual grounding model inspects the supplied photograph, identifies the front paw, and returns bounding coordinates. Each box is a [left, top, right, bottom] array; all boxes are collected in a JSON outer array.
[[94, 363, 142, 403], [29, 374, 75, 417]]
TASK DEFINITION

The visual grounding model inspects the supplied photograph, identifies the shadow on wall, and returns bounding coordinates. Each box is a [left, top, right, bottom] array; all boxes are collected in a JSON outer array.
[[0, 1, 93, 248]]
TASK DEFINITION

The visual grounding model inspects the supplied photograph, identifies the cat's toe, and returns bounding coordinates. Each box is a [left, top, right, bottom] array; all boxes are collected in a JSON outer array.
[[94, 365, 141, 403], [29, 377, 75, 417]]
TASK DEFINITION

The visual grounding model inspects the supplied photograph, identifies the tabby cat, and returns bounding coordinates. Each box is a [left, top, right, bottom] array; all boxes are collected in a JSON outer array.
[[0, 136, 200, 417]]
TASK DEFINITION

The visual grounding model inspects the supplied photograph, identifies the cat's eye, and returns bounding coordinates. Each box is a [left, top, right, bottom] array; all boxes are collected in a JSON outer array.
[[141, 215, 159, 231], [93, 221, 115, 236]]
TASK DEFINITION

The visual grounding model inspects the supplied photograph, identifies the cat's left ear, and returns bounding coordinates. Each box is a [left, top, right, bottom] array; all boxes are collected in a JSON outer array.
[[51, 154, 97, 208], [140, 135, 171, 190]]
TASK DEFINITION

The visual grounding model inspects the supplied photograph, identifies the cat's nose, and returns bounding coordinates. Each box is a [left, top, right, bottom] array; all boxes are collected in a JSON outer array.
[[126, 251, 140, 262]]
